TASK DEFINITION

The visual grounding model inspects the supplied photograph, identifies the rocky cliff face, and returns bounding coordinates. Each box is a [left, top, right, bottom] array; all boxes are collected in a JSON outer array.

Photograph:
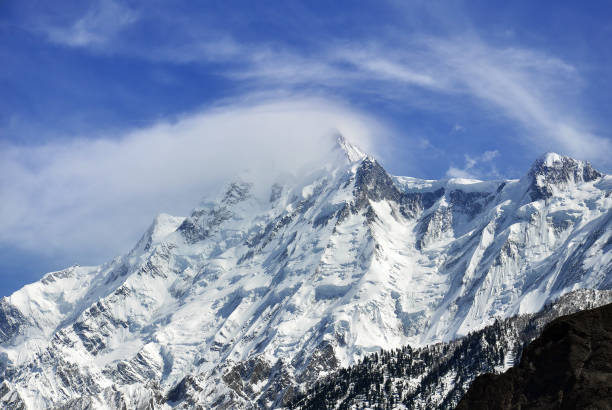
[[456, 299, 612, 410], [0, 137, 610, 409]]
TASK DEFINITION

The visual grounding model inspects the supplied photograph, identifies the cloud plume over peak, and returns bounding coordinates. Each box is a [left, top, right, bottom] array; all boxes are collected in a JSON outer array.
[[0, 97, 384, 265]]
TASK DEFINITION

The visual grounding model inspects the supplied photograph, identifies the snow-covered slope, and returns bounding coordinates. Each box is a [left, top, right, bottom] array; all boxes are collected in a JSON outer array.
[[0, 138, 610, 409]]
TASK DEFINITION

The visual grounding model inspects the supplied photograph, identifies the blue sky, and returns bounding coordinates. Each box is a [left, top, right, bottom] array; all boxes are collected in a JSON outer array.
[[1, 0, 611, 296]]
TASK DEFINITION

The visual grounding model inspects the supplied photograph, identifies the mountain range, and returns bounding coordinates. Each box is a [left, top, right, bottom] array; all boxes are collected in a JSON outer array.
[[0, 136, 610, 409]]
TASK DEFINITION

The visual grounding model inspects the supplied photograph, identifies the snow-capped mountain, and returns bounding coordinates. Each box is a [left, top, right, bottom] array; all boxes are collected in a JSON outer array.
[[0, 137, 610, 409]]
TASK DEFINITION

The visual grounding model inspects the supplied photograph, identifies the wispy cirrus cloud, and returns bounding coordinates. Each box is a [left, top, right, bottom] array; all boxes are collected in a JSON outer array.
[[131, 33, 609, 166], [42, 0, 138, 48], [27, 1, 611, 169], [305, 40, 607, 165], [420, 38, 609, 163]]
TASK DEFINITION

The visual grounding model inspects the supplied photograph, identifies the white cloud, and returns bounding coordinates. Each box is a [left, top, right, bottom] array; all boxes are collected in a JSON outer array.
[[445, 166, 476, 179], [0, 97, 384, 266], [421, 38, 611, 163], [44, 0, 137, 48], [445, 150, 501, 180], [481, 150, 499, 162], [451, 124, 464, 133], [332, 48, 440, 88], [464, 155, 477, 170], [357, 38, 610, 165]]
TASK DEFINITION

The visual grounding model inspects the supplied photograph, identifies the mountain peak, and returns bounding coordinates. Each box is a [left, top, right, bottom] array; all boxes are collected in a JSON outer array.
[[132, 213, 185, 254], [527, 152, 603, 200], [538, 152, 564, 166], [335, 134, 368, 162], [530, 152, 601, 175]]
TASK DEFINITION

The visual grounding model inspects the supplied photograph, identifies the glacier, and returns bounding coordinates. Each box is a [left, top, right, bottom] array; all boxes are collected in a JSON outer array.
[[0, 136, 610, 408]]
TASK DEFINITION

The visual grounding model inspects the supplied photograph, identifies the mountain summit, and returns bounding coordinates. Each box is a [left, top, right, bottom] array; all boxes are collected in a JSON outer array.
[[527, 152, 603, 201], [335, 134, 368, 162], [0, 140, 610, 409]]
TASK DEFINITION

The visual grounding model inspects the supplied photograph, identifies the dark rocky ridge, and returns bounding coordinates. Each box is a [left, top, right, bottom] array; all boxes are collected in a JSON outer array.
[[528, 154, 603, 201], [0, 301, 26, 345], [353, 158, 445, 219], [456, 302, 612, 410]]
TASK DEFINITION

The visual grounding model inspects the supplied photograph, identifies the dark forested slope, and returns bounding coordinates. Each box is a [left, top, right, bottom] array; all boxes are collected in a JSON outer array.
[[456, 301, 612, 410], [288, 289, 612, 410]]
